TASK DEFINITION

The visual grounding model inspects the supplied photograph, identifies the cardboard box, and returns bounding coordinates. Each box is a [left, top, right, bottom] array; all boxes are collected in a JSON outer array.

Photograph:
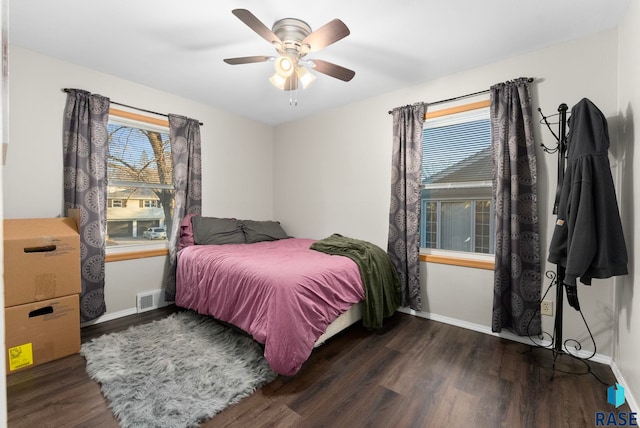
[[4, 217, 81, 307], [5, 294, 80, 374]]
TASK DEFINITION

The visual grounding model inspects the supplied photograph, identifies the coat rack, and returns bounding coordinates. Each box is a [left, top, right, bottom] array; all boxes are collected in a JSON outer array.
[[533, 103, 603, 382], [549, 103, 568, 357]]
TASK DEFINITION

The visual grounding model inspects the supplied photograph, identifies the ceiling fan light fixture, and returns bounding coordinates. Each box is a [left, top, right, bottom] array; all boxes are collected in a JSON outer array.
[[269, 73, 288, 90], [274, 55, 294, 78], [297, 66, 316, 89]]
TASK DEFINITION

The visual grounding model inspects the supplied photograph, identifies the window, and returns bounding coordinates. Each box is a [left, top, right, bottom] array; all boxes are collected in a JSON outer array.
[[106, 110, 173, 248], [420, 102, 494, 255], [141, 200, 160, 208]]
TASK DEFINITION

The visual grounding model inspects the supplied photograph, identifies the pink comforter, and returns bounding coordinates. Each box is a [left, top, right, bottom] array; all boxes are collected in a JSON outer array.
[[175, 238, 364, 375]]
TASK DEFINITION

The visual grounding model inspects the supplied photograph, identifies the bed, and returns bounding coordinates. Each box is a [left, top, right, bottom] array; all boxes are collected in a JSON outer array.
[[174, 216, 399, 376]]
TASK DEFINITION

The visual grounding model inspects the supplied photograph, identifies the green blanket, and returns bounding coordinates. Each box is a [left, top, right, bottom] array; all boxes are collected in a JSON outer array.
[[310, 234, 401, 329]]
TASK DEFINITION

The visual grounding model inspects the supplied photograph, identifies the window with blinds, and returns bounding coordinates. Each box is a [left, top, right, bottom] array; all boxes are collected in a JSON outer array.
[[420, 104, 494, 254], [106, 113, 174, 247]]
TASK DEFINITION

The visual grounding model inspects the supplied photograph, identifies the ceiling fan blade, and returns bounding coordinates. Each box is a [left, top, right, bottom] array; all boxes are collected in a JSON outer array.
[[223, 56, 272, 65], [311, 59, 355, 82], [232, 9, 282, 48], [302, 19, 350, 52]]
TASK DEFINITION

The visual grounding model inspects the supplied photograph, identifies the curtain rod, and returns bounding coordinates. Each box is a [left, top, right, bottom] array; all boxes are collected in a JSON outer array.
[[62, 88, 204, 126], [387, 77, 534, 114]]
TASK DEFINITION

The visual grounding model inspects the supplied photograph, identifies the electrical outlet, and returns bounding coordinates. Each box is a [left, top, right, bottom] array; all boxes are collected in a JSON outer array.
[[541, 300, 553, 316]]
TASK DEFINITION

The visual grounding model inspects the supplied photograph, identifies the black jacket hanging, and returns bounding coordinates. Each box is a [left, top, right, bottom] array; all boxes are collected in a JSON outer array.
[[548, 98, 628, 287]]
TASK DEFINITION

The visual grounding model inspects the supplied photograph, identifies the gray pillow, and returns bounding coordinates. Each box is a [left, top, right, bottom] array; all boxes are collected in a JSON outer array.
[[240, 220, 289, 243], [191, 217, 246, 245]]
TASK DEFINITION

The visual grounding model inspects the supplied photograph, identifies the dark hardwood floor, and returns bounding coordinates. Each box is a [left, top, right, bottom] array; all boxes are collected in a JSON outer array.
[[6, 306, 628, 427]]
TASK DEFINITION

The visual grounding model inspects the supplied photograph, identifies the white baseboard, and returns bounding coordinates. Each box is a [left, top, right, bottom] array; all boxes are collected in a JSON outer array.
[[80, 307, 138, 328], [81, 290, 173, 327], [397, 307, 612, 365], [610, 360, 640, 414], [397, 308, 640, 412]]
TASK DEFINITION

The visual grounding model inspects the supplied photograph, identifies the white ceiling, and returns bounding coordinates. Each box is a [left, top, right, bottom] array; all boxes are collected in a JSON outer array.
[[9, 0, 630, 126]]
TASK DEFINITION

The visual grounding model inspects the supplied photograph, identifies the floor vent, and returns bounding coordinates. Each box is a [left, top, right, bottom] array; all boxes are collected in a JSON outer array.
[[136, 290, 167, 313]]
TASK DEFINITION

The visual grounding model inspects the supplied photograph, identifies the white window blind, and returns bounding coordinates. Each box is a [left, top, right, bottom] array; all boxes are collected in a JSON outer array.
[[420, 105, 494, 254], [422, 107, 491, 188], [108, 117, 172, 189], [106, 114, 174, 248]]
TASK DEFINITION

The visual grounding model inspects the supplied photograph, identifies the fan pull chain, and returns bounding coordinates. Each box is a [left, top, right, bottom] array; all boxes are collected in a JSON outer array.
[[289, 81, 299, 107]]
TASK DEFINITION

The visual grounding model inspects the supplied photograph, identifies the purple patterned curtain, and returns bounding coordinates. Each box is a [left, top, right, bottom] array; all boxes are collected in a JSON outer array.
[[164, 114, 202, 301], [387, 103, 424, 310], [63, 89, 110, 322], [490, 78, 541, 336]]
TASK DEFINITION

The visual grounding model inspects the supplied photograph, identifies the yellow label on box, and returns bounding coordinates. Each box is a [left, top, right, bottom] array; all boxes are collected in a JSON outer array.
[[8, 343, 34, 371]]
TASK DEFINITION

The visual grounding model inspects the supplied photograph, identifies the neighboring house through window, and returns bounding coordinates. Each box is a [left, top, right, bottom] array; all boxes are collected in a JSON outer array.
[[421, 101, 494, 255], [107, 109, 174, 248]]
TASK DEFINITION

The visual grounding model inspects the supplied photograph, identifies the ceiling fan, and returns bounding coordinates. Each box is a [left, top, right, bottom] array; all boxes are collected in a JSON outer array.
[[223, 9, 355, 92]]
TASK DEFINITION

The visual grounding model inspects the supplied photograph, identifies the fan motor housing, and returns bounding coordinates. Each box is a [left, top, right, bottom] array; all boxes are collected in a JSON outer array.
[[272, 18, 312, 53]]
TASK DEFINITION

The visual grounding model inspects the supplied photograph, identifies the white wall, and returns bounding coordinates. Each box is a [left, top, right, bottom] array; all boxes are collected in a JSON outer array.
[[615, 0, 640, 411], [5, 46, 275, 317], [274, 29, 621, 358]]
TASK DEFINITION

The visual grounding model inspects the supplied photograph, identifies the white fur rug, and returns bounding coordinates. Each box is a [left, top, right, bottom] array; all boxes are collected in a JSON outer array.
[[81, 311, 277, 427]]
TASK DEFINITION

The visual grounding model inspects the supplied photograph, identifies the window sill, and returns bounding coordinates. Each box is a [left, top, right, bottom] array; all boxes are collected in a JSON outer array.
[[105, 248, 169, 262], [419, 253, 494, 270], [105, 242, 169, 263]]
